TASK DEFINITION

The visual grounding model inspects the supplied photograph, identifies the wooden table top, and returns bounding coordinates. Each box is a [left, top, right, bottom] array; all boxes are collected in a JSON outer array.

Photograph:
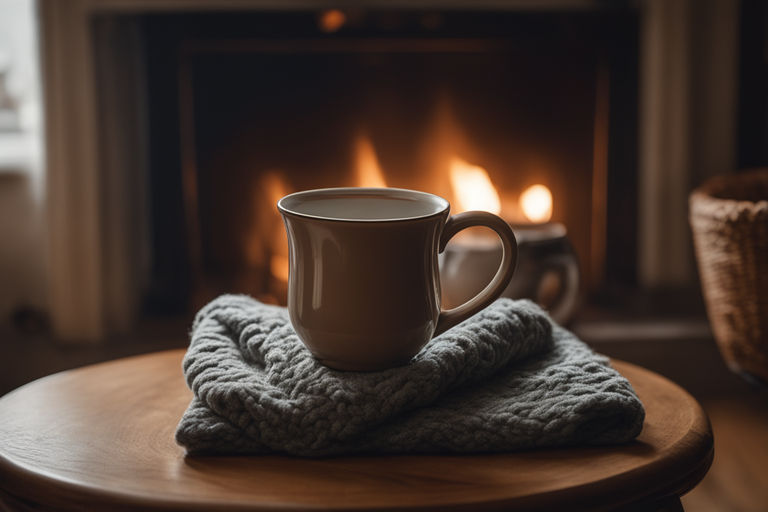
[[0, 350, 713, 512]]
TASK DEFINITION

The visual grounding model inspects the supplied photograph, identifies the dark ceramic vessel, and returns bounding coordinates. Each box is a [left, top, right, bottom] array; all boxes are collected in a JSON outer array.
[[278, 187, 517, 371], [441, 222, 579, 325]]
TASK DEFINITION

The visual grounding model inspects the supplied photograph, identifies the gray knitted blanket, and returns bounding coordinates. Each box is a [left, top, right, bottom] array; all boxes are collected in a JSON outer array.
[[176, 295, 644, 456]]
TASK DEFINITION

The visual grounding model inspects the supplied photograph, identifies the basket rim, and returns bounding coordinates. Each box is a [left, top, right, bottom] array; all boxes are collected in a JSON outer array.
[[690, 168, 768, 214]]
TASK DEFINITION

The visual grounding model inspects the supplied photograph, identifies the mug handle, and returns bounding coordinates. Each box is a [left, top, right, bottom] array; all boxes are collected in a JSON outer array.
[[434, 211, 518, 336]]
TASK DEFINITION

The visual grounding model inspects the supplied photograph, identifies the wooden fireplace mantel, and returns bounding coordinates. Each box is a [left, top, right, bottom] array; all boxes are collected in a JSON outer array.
[[39, 0, 738, 341]]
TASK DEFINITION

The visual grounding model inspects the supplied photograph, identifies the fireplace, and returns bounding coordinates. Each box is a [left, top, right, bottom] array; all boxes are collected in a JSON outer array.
[[139, 8, 638, 314], [44, 1, 734, 341]]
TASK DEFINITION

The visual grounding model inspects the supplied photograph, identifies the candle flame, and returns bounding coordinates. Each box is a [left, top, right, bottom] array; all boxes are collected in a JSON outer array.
[[520, 184, 553, 223], [354, 134, 388, 188], [449, 157, 501, 214]]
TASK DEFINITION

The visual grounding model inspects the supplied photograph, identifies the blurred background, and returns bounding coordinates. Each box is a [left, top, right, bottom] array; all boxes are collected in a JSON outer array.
[[0, 1, 766, 510]]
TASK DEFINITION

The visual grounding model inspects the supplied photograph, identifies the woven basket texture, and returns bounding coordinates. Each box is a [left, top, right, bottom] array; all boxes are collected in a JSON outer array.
[[690, 169, 768, 381]]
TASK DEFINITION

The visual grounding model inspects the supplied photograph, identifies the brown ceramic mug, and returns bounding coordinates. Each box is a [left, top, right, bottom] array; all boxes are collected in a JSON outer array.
[[277, 187, 517, 371]]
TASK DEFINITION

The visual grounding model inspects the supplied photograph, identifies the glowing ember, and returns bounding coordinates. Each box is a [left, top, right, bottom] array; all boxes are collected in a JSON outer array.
[[354, 134, 388, 188], [318, 9, 346, 33], [520, 184, 553, 223], [449, 157, 501, 214]]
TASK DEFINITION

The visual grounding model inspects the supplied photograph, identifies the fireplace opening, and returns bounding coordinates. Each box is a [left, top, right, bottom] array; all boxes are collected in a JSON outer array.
[[139, 8, 638, 315]]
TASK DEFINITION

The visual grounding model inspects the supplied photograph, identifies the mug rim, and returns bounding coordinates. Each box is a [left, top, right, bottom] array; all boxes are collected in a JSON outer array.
[[277, 187, 450, 223]]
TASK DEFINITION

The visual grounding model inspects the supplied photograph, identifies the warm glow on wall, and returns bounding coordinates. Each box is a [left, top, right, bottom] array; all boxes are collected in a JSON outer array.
[[520, 184, 553, 223], [449, 157, 501, 214]]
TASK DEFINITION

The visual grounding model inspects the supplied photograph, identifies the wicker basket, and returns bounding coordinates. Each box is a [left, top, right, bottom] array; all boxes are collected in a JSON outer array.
[[690, 169, 768, 383]]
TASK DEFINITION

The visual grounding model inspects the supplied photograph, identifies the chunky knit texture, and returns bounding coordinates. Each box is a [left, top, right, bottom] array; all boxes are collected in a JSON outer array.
[[176, 295, 644, 456]]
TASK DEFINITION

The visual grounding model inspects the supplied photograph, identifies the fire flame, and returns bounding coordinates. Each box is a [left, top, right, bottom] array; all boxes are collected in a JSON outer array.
[[520, 184, 553, 223], [354, 134, 388, 188], [267, 173, 291, 284], [270, 254, 290, 282], [264, 171, 291, 207], [449, 157, 501, 214], [246, 170, 292, 290], [257, 127, 556, 298]]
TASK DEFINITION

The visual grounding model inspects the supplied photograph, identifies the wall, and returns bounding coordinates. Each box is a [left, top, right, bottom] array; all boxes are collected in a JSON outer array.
[[0, 173, 46, 322], [0, 0, 47, 324]]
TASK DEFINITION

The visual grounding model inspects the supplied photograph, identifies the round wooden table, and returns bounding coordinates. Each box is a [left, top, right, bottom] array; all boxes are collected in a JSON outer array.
[[0, 350, 712, 511]]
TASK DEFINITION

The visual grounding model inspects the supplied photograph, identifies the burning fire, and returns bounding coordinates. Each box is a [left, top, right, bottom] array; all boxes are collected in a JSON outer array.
[[520, 184, 553, 223], [270, 254, 290, 282], [449, 157, 501, 214], [267, 173, 291, 285], [255, 130, 556, 304], [443, 156, 555, 223], [246, 170, 292, 299], [354, 134, 388, 188]]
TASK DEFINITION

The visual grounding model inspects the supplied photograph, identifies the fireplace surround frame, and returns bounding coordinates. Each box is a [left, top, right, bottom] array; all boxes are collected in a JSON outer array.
[[39, 0, 738, 341], [176, 32, 613, 309]]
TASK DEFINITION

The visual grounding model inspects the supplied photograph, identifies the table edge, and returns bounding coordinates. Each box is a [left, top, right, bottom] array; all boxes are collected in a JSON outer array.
[[0, 351, 714, 512]]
